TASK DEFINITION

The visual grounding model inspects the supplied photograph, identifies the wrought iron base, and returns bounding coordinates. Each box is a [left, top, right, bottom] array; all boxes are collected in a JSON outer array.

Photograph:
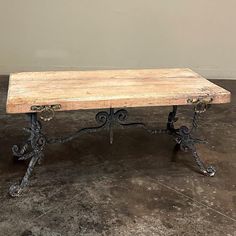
[[9, 106, 216, 197], [9, 114, 46, 197]]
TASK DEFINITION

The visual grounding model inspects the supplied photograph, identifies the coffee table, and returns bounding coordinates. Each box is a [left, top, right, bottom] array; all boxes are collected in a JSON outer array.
[[6, 68, 231, 197]]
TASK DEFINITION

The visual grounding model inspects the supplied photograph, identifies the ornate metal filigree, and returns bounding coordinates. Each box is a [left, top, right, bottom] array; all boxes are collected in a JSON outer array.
[[9, 113, 46, 197], [48, 108, 148, 145], [187, 97, 213, 113], [168, 106, 216, 177], [31, 104, 61, 121], [9, 106, 216, 197]]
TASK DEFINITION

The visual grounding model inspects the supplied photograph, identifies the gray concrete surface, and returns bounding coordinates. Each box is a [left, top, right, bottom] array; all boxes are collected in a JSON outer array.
[[0, 77, 235, 235]]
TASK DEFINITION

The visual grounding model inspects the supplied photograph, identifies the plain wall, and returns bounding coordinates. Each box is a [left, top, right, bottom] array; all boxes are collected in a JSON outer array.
[[0, 0, 236, 79]]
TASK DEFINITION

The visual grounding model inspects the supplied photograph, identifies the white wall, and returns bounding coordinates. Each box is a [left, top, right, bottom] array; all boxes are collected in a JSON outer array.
[[0, 0, 236, 79]]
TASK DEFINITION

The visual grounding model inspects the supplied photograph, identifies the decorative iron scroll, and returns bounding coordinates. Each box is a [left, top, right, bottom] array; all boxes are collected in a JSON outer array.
[[9, 113, 47, 197], [9, 105, 216, 197]]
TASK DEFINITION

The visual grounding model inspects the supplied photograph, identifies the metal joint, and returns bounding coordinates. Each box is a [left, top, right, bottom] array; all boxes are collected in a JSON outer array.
[[31, 104, 61, 121], [187, 97, 213, 113]]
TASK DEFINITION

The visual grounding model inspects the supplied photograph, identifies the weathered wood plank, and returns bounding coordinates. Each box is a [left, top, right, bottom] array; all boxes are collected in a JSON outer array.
[[6, 68, 231, 113]]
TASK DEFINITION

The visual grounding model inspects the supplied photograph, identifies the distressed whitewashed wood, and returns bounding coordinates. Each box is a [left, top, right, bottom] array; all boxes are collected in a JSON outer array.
[[6, 68, 231, 114]]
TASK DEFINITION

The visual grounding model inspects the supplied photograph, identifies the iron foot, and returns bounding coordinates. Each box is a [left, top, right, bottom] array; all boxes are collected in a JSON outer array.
[[9, 184, 23, 197], [192, 150, 216, 177]]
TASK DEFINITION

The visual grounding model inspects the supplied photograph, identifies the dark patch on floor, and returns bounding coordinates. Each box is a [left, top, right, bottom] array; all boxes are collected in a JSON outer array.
[[0, 76, 235, 235]]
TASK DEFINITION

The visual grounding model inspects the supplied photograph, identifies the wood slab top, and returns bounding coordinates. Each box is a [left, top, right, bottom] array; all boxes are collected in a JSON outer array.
[[6, 68, 231, 114]]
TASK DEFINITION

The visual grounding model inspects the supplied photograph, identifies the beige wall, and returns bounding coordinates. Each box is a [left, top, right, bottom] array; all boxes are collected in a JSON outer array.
[[0, 0, 236, 79]]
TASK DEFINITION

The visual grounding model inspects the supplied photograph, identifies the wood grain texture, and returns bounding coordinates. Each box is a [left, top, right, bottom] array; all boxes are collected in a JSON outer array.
[[6, 68, 231, 114]]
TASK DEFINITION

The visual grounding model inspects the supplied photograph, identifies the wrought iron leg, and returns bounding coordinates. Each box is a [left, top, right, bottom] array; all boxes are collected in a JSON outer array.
[[167, 106, 216, 176], [9, 113, 46, 197], [167, 105, 178, 132], [191, 148, 216, 177]]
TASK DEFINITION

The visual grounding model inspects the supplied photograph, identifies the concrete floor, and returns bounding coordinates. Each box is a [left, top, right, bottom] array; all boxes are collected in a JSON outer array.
[[0, 77, 235, 236]]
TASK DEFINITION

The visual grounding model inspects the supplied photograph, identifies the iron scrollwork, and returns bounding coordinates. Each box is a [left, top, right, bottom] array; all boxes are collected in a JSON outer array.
[[9, 105, 216, 197], [187, 97, 213, 114], [9, 113, 46, 197], [31, 104, 61, 121], [47, 108, 145, 145], [167, 105, 216, 177]]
